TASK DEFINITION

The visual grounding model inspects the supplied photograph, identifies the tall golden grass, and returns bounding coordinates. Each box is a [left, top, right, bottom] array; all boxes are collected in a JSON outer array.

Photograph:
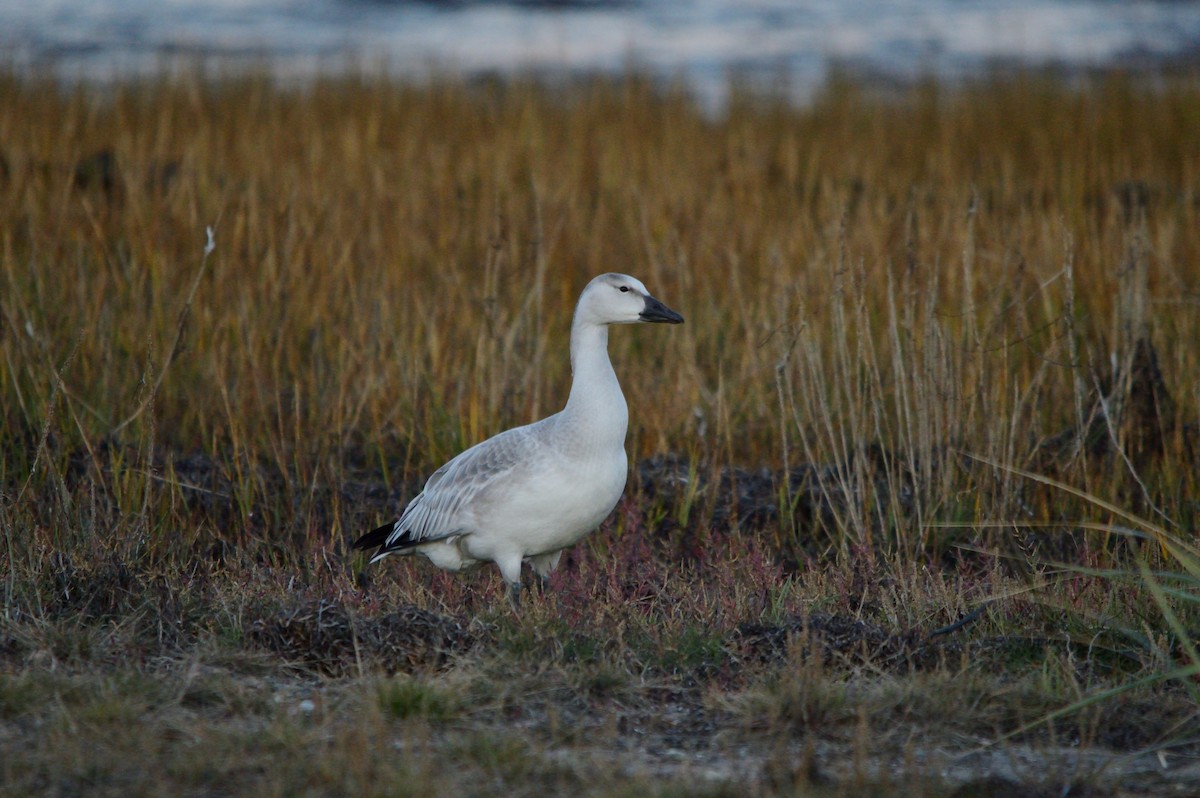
[[2, 70, 1196, 555]]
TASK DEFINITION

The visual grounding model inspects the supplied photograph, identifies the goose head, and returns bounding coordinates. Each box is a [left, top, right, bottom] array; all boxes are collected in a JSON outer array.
[[574, 273, 684, 327]]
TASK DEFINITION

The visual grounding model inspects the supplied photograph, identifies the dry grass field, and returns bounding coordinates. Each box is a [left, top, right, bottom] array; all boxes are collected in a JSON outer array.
[[1, 67, 1199, 795]]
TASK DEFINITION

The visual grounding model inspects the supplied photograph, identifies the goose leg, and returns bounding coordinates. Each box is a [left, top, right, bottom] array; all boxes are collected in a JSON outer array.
[[529, 550, 561, 598], [497, 552, 524, 614]]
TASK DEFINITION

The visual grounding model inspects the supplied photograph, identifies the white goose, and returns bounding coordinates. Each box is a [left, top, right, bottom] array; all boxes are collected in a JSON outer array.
[[353, 273, 683, 608]]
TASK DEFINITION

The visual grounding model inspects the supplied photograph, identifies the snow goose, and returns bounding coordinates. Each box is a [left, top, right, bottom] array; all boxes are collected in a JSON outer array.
[[353, 273, 683, 608]]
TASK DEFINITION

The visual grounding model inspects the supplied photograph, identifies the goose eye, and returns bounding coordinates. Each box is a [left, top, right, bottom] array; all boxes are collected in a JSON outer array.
[[619, 286, 630, 293]]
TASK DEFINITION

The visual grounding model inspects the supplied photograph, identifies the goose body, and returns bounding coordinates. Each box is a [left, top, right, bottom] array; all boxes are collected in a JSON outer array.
[[353, 273, 683, 606]]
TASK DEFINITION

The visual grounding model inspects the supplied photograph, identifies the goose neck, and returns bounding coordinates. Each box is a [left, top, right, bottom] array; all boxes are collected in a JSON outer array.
[[565, 319, 626, 422]]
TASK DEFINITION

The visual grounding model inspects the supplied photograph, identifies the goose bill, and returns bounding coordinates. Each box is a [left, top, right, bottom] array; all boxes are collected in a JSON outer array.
[[639, 295, 684, 324]]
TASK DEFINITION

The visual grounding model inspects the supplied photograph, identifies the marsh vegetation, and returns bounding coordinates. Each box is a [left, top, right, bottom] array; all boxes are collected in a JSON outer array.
[[1, 68, 1199, 795]]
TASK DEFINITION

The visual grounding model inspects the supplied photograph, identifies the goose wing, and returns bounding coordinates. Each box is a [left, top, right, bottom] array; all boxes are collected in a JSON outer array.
[[372, 420, 553, 555]]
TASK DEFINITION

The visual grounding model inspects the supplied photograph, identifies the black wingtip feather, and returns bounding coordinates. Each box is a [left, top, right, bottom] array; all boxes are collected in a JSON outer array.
[[352, 521, 394, 551]]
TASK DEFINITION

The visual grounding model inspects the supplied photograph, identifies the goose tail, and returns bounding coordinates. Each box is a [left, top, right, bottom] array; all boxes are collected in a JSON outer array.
[[354, 521, 427, 563], [352, 521, 395, 553]]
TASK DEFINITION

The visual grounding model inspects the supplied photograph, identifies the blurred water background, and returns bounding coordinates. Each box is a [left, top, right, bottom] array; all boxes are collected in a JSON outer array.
[[3, 0, 1200, 104]]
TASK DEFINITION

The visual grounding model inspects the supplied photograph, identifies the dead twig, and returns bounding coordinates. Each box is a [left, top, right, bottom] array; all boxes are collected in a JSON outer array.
[[929, 601, 992, 638]]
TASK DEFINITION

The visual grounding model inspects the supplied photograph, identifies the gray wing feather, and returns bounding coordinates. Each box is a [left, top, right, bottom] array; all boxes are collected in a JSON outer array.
[[385, 421, 551, 548]]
